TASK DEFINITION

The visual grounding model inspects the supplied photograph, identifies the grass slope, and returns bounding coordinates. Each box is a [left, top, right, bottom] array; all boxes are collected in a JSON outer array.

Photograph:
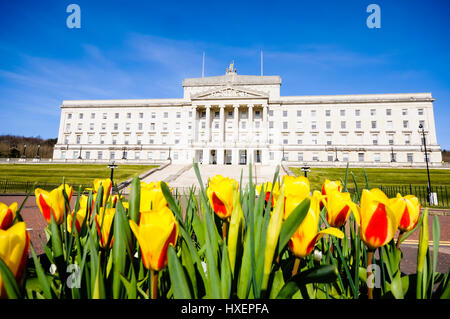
[[0, 164, 157, 185]]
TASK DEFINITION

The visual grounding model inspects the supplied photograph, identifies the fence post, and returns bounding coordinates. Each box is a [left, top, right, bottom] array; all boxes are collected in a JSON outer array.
[[4, 181, 7, 193]]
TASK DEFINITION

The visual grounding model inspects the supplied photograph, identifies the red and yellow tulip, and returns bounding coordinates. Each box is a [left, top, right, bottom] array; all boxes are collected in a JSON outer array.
[[359, 189, 399, 250], [0, 222, 30, 298], [0, 202, 17, 230], [256, 182, 280, 208], [95, 207, 115, 248], [321, 179, 342, 196], [35, 184, 73, 225], [390, 193, 421, 232], [206, 175, 238, 219], [129, 206, 178, 271], [67, 195, 90, 234], [288, 191, 344, 258], [324, 191, 359, 228], [283, 175, 310, 219]]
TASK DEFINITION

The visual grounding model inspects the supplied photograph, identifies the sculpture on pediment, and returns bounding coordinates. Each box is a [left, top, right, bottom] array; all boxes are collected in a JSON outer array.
[[226, 61, 237, 74]]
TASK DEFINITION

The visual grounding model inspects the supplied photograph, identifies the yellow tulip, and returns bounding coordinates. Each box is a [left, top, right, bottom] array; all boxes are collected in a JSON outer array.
[[140, 181, 168, 213], [256, 182, 280, 209], [227, 188, 244, 274], [93, 178, 112, 207], [206, 175, 238, 219], [324, 191, 359, 228], [129, 207, 178, 271], [35, 184, 73, 224], [0, 202, 17, 230], [95, 207, 115, 248], [0, 222, 30, 298], [289, 191, 344, 258], [67, 195, 90, 234], [359, 189, 399, 250], [283, 175, 310, 219], [390, 193, 421, 232]]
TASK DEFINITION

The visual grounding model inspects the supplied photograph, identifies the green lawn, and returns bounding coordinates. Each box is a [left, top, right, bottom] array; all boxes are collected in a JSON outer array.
[[289, 167, 450, 191], [0, 164, 157, 186]]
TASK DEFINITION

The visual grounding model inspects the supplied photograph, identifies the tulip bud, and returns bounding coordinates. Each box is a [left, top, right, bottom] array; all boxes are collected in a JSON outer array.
[[35, 184, 73, 225], [390, 193, 421, 232], [206, 175, 238, 219]]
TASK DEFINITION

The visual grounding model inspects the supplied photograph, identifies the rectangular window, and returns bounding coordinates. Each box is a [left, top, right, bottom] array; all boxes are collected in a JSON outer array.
[[90, 113, 95, 119], [298, 152, 303, 162], [407, 153, 413, 163], [88, 135, 93, 144], [418, 108, 424, 115], [241, 111, 247, 119], [114, 123, 118, 130], [311, 110, 316, 117], [328, 154, 333, 162], [228, 111, 233, 119], [90, 123, 94, 131], [151, 112, 156, 119], [356, 121, 361, 129], [214, 111, 220, 119], [402, 109, 407, 116], [311, 121, 317, 130], [65, 123, 71, 131], [340, 110, 345, 116], [283, 110, 288, 117], [76, 135, 81, 144], [312, 135, 318, 145], [269, 152, 274, 160], [297, 110, 302, 117], [139, 112, 144, 119], [150, 123, 155, 131], [326, 121, 331, 129], [255, 110, 261, 119], [297, 139, 302, 145], [103, 113, 107, 119], [242, 121, 246, 129], [371, 121, 377, 129], [313, 153, 319, 161], [148, 152, 153, 160], [269, 110, 274, 117], [374, 153, 380, 162], [126, 123, 131, 131], [85, 152, 90, 160], [386, 109, 391, 116], [67, 113, 72, 119], [370, 109, 376, 116], [372, 134, 378, 145], [127, 112, 131, 119], [326, 135, 332, 146], [77, 123, 82, 130], [164, 112, 168, 118], [110, 152, 115, 160], [176, 112, 181, 118], [79, 113, 83, 119], [355, 109, 360, 116], [61, 151, 66, 159], [341, 121, 346, 129], [405, 134, 410, 145], [98, 151, 103, 160], [419, 120, 425, 128], [163, 123, 168, 131], [358, 153, 364, 162], [388, 134, 394, 145], [387, 120, 393, 130], [283, 122, 288, 130], [115, 113, 119, 119], [283, 138, 288, 145], [325, 110, 331, 117], [269, 121, 274, 129], [343, 153, 349, 162], [135, 152, 140, 160], [138, 123, 143, 130], [101, 123, 106, 130]]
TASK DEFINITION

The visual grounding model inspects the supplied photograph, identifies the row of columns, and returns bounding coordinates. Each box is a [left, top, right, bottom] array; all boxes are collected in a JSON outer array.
[[193, 104, 268, 143]]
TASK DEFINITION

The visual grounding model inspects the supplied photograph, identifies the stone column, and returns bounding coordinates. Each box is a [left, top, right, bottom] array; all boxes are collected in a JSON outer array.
[[219, 105, 225, 143], [192, 105, 198, 143], [206, 105, 211, 142], [248, 104, 254, 143], [262, 104, 268, 144], [233, 104, 239, 142]]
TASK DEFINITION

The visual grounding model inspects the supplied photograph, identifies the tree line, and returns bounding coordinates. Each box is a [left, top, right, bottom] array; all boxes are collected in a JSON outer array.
[[0, 135, 57, 158]]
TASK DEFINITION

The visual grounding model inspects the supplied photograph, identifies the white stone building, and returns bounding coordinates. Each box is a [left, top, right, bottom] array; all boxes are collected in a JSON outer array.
[[53, 63, 442, 166]]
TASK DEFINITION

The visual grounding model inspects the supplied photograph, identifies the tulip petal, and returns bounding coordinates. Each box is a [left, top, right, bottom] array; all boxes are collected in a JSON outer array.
[[212, 192, 228, 218], [364, 203, 388, 247]]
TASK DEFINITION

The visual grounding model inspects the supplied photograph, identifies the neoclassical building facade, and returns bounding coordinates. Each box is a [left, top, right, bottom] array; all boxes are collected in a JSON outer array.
[[53, 63, 442, 166]]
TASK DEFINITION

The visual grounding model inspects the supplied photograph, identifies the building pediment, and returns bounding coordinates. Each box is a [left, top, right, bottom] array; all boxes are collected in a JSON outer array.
[[191, 86, 268, 100]]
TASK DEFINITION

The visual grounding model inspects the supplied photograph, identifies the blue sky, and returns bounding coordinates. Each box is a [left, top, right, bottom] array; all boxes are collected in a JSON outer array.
[[0, 0, 449, 148]]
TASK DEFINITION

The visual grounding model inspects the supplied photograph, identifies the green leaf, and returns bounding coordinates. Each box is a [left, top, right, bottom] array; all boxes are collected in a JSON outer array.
[[161, 181, 183, 223], [29, 244, 52, 299], [119, 265, 137, 299], [220, 242, 232, 299], [432, 216, 441, 281], [112, 200, 132, 298], [276, 265, 338, 299], [269, 268, 285, 299], [167, 245, 192, 299], [277, 197, 310, 256], [128, 175, 141, 224], [181, 239, 197, 298], [0, 256, 21, 299]]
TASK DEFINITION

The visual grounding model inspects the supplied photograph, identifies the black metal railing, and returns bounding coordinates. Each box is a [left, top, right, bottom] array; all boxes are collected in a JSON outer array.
[[0, 180, 92, 194]]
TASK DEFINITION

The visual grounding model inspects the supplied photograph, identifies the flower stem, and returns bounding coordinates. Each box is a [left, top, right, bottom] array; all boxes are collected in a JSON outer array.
[[222, 219, 228, 243], [367, 249, 374, 299], [151, 269, 158, 299], [396, 231, 404, 250], [292, 258, 300, 277]]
